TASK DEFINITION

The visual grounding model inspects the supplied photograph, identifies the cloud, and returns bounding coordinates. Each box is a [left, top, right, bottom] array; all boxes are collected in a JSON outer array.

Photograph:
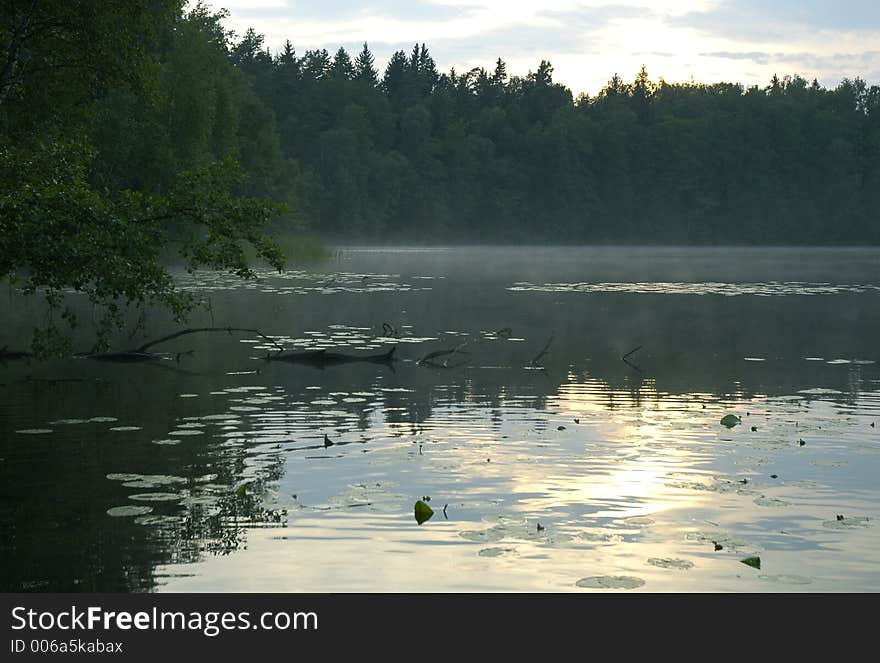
[[219, 0, 478, 22], [203, 1, 880, 94], [700, 50, 880, 85], [673, 0, 880, 41]]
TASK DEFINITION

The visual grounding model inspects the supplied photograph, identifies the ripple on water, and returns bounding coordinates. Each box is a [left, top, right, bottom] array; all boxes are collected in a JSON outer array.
[[134, 515, 184, 526], [758, 574, 812, 585], [618, 516, 655, 527]]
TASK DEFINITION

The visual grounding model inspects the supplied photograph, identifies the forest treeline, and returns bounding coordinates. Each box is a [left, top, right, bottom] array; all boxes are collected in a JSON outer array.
[[89, 6, 880, 244], [1, 1, 879, 352]]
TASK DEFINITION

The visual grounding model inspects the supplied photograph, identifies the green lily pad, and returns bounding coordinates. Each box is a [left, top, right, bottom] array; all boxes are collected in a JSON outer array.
[[740, 556, 761, 569], [720, 414, 742, 428], [575, 575, 645, 589], [414, 500, 434, 525]]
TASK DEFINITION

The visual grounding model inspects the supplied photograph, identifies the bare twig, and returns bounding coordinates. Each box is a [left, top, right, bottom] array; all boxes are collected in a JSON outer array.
[[418, 340, 470, 367], [530, 332, 554, 366], [622, 345, 643, 360], [622, 345, 644, 374], [134, 326, 285, 354]]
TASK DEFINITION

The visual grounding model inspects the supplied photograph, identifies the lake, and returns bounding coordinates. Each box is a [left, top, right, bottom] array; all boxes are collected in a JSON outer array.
[[1, 246, 879, 592]]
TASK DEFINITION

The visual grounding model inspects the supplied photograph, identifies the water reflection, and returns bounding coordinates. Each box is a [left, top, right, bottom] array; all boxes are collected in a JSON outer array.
[[1, 248, 879, 591]]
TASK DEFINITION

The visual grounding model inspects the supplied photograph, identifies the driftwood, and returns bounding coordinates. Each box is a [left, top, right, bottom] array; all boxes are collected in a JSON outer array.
[[135, 327, 285, 354], [269, 346, 396, 368]]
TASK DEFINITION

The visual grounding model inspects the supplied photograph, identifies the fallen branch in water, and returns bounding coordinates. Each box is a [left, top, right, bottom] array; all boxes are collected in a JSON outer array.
[[418, 341, 470, 368], [530, 332, 554, 367], [622, 345, 644, 374], [622, 345, 642, 360], [81, 327, 285, 363], [135, 327, 285, 354]]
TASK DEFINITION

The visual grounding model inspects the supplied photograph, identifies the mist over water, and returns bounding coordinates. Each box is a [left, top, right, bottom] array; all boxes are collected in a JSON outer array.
[[1, 247, 879, 591]]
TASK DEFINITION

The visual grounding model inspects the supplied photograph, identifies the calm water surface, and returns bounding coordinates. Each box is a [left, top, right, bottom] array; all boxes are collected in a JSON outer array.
[[1, 247, 879, 591]]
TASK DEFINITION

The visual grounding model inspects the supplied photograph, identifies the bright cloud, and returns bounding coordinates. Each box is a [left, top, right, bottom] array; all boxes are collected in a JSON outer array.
[[203, 1, 880, 94]]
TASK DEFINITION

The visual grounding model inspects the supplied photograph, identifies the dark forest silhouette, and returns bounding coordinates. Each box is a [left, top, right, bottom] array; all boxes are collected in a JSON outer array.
[[89, 9, 880, 244]]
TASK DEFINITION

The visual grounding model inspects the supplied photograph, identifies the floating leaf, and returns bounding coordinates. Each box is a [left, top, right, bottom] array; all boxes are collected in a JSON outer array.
[[129, 492, 181, 502], [575, 575, 645, 589], [107, 505, 153, 517], [741, 556, 761, 569], [414, 500, 434, 525], [647, 558, 694, 570], [720, 414, 742, 428]]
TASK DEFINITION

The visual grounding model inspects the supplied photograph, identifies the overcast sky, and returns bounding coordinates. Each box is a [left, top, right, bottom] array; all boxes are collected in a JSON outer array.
[[203, 0, 880, 95]]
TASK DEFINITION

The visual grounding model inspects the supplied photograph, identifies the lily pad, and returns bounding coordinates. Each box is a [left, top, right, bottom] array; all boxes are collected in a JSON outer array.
[[107, 505, 153, 517], [647, 558, 694, 570], [128, 492, 182, 502], [720, 414, 742, 428], [459, 528, 506, 543], [414, 500, 434, 525], [754, 496, 790, 507], [575, 575, 645, 589]]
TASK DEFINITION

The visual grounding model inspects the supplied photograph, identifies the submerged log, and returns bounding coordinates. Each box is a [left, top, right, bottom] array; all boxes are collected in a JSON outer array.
[[0, 346, 33, 362], [85, 351, 166, 363], [269, 346, 396, 367]]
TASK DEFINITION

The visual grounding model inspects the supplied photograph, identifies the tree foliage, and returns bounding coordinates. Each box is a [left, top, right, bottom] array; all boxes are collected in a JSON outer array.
[[0, 1, 287, 354]]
